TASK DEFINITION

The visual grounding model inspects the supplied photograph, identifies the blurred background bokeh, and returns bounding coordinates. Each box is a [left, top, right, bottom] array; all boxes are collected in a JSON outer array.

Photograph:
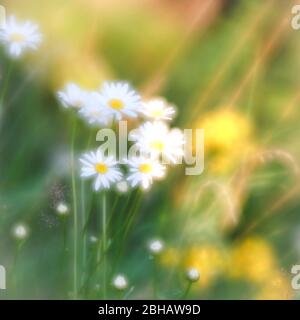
[[0, 0, 300, 299]]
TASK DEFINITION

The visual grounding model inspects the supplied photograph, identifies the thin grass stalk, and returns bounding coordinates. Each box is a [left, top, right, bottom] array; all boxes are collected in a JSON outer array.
[[80, 180, 87, 285], [70, 115, 78, 299]]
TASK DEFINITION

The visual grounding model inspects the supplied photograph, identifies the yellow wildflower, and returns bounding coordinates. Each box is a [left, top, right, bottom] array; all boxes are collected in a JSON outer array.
[[229, 237, 276, 284], [195, 108, 255, 174]]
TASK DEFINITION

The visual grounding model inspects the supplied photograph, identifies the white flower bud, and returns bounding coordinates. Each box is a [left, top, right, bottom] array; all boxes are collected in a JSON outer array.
[[186, 268, 200, 282], [12, 224, 29, 240], [148, 239, 164, 255], [89, 235, 98, 244], [112, 274, 128, 291], [116, 180, 129, 193], [56, 202, 69, 215]]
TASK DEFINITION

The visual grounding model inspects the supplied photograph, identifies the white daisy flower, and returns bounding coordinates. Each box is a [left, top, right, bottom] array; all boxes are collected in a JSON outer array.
[[0, 16, 42, 58], [57, 83, 88, 109], [141, 98, 176, 121], [130, 121, 185, 164], [126, 156, 166, 190], [98, 81, 141, 120], [112, 274, 128, 291], [78, 92, 113, 126], [80, 149, 123, 191]]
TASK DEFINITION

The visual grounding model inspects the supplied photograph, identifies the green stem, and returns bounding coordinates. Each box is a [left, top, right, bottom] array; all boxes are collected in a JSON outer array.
[[152, 258, 158, 299], [10, 241, 23, 295], [122, 191, 142, 242], [182, 282, 192, 300], [102, 192, 107, 299], [81, 194, 94, 236], [0, 60, 14, 108], [80, 181, 87, 284], [112, 191, 142, 272], [107, 194, 120, 226], [71, 116, 78, 299], [113, 192, 132, 238], [63, 217, 67, 253], [118, 292, 122, 300]]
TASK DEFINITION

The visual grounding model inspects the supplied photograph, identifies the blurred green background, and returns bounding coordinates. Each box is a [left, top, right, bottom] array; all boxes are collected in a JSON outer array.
[[0, 0, 300, 299]]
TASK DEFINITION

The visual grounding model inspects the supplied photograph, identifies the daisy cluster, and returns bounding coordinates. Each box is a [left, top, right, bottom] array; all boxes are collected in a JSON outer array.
[[57, 81, 185, 191], [0, 16, 42, 58]]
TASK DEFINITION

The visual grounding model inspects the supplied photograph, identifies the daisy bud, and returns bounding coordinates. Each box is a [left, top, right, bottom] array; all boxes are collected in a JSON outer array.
[[12, 224, 29, 240], [116, 180, 129, 193], [186, 268, 200, 283], [56, 202, 69, 216], [112, 274, 128, 291], [148, 239, 164, 256], [89, 235, 98, 244]]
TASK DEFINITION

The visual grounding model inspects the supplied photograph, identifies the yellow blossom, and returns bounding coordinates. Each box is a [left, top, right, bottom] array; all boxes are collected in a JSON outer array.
[[195, 108, 255, 174], [229, 237, 276, 284]]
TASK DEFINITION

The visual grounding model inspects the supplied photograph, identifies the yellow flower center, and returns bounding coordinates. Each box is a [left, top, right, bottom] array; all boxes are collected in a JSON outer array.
[[150, 140, 165, 152], [74, 100, 83, 108], [10, 33, 25, 43], [139, 163, 153, 174], [150, 108, 164, 117], [95, 163, 108, 174], [109, 99, 124, 110]]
